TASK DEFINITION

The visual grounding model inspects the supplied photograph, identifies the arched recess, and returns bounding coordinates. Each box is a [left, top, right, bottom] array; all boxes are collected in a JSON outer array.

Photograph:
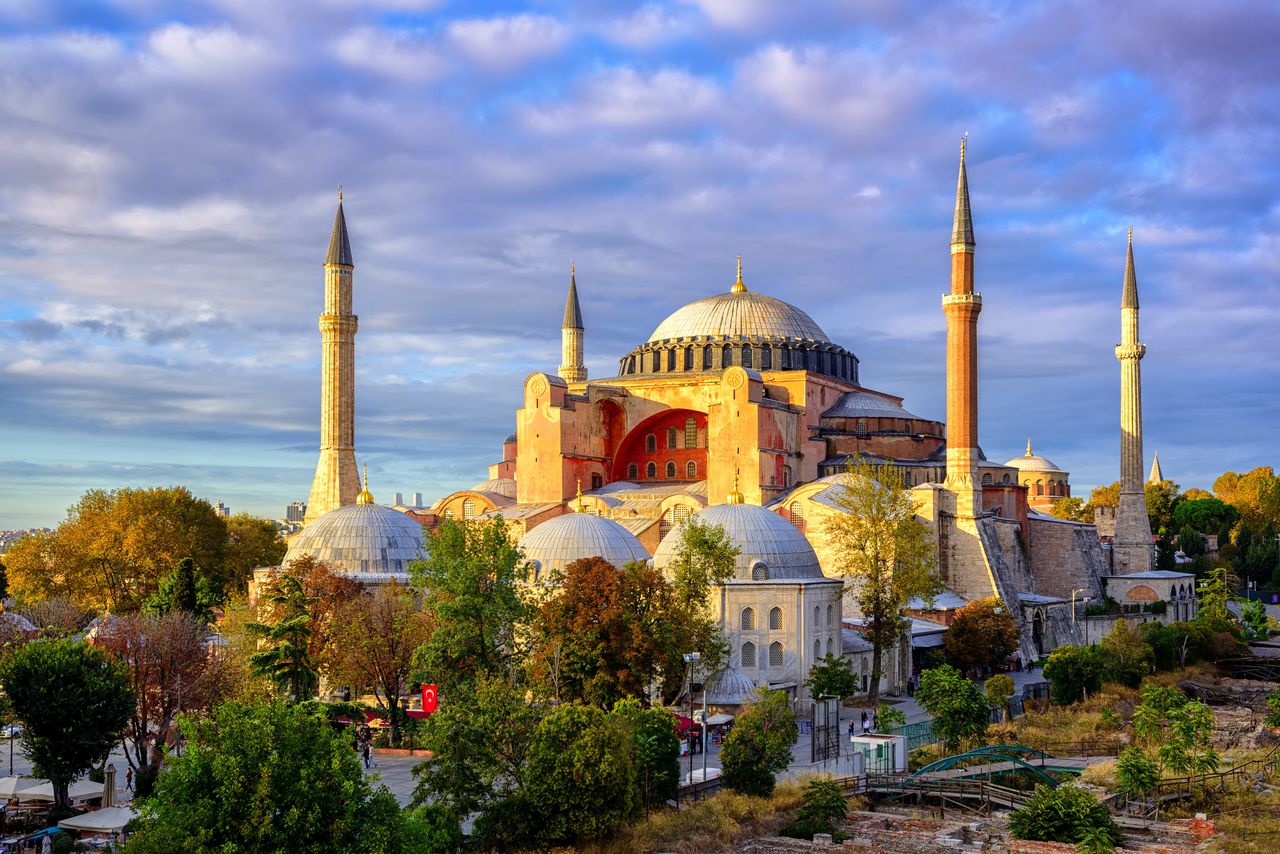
[[610, 408, 708, 482], [597, 399, 627, 465]]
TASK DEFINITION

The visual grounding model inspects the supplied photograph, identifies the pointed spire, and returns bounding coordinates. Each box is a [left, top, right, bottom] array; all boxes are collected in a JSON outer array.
[[1148, 452, 1164, 484], [951, 136, 975, 251], [730, 254, 747, 294], [356, 463, 375, 504], [1025, 437, 1033, 457], [563, 262, 583, 329], [1122, 226, 1139, 309], [326, 188, 354, 267]]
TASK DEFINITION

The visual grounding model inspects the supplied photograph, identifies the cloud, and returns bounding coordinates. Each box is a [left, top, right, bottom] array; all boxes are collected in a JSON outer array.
[[600, 5, 698, 49], [333, 26, 446, 83], [446, 14, 569, 72], [522, 67, 722, 132]]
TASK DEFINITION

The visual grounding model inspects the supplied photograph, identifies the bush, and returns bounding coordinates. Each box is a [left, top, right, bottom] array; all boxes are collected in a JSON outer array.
[[779, 777, 848, 842], [1114, 746, 1158, 795], [1043, 645, 1104, 705], [1008, 784, 1120, 847]]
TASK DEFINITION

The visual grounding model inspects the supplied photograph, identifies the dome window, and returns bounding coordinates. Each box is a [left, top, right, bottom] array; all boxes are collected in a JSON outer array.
[[645, 434, 657, 453], [686, 461, 697, 479], [667, 427, 678, 449], [768, 641, 783, 667], [666, 348, 676, 372], [741, 642, 757, 669], [462, 498, 478, 520], [741, 607, 756, 630], [769, 607, 783, 630], [528, 560, 542, 584], [1035, 481, 1044, 496], [444, 508, 455, 520], [788, 503, 804, 529], [684, 346, 693, 370], [722, 344, 733, 368], [751, 561, 769, 581], [665, 461, 677, 479], [702, 345, 713, 370], [646, 461, 657, 479], [627, 463, 639, 479], [742, 344, 753, 368], [760, 346, 772, 370], [1002, 474, 1011, 485]]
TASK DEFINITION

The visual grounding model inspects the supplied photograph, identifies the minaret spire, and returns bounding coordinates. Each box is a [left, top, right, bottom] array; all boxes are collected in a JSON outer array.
[[951, 136, 975, 251], [305, 191, 361, 523], [1148, 452, 1164, 484], [1113, 228, 1153, 572], [558, 262, 587, 383]]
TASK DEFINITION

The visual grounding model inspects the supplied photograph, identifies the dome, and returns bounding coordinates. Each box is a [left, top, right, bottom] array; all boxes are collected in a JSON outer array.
[[648, 290, 829, 344], [518, 511, 651, 578], [470, 478, 517, 499], [282, 503, 426, 578], [703, 667, 759, 706], [653, 502, 824, 581], [1004, 440, 1064, 473]]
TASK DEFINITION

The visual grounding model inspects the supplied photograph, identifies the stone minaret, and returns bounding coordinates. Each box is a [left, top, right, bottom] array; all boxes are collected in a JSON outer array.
[[943, 137, 983, 517], [304, 191, 360, 524], [558, 263, 586, 383], [1112, 228, 1154, 572]]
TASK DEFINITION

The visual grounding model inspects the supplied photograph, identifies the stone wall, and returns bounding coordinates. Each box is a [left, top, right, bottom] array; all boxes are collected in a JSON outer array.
[[1027, 516, 1107, 600]]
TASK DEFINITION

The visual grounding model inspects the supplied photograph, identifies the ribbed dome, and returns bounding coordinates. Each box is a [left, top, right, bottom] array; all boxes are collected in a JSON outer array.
[[470, 478, 517, 499], [648, 290, 829, 344], [1004, 441, 1064, 473], [518, 512, 651, 577], [653, 502, 824, 581], [282, 503, 425, 577], [704, 667, 759, 706]]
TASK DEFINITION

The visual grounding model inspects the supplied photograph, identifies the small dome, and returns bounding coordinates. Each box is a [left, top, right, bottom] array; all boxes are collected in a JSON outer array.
[[518, 512, 651, 577], [470, 478, 517, 499], [1004, 440, 1064, 473], [704, 667, 758, 706], [647, 290, 829, 344], [653, 502, 824, 581], [282, 503, 425, 577]]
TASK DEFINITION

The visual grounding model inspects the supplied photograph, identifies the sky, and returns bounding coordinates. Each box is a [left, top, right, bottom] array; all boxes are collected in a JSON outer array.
[[0, 0, 1277, 528]]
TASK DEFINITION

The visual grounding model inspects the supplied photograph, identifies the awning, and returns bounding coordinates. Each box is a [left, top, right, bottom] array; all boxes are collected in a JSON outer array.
[[705, 713, 734, 726], [0, 777, 42, 800], [58, 805, 138, 833], [15, 779, 104, 803]]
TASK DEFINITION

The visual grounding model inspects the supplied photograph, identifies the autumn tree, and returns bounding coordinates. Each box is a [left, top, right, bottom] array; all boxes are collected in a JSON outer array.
[[326, 583, 432, 747], [1098, 618, 1154, 687], [258, 556, 362, 667], [1047, 496, 1091, 523], [1214, 467, 1280, 531], [16, 596, 93, 639], [224, 513, 287, 592], [247, 574, 318, 703], [824, 460, 941, 707], [943, 597, 1020, 672]]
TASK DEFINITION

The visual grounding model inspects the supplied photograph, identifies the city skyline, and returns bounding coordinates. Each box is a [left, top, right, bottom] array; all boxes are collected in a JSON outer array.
[[2, 1, 1278, 527]]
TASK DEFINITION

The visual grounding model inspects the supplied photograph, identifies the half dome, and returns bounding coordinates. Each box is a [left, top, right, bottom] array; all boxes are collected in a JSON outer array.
[[648, 291, 829, 344], [652, 502, 824, 581], [282, 503, 426, 578], [518, 512, 651, 578], [470, 478, 517, 499]]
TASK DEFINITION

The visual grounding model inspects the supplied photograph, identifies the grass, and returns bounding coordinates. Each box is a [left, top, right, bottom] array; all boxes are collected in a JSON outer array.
[[990, 682, 1139, 753]]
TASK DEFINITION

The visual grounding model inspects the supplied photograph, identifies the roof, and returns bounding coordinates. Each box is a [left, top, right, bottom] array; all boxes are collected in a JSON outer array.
[[563, 266, 583, 328], [518, 511, 651, 575], [646, 288, 829, 344], [821, 390, 922, 420], [1003, 439, 1063, 473], [325, 197, 353, 267], [653, 501, 824, 581], [470, 478, 517, 499], [1017, 592, 1068, 605], [703, 667, 758, 706], [1122, 227, 1139, 309], [283, 503, 425, 576], [1106, 570, 1195, 580], [951, 137, 975, 249], [908, 590, 969, 611], [841, 629, 874, 655], [483, 502, 562, 521]]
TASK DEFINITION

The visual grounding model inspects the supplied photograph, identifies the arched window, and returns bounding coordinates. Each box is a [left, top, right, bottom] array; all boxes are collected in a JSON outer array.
[[782, 465, 792, 487], [826, 637, 833, 656], [462, 498, 477, 520], [667, 426, 678, 449], [684, 346, 693, 371], [702, 344, 713, 370], [666, 348, 675, 372], [684, 418, 697, 449], [855, 418, 868, 435], [814, 639, 821, 661], [686, 460, 697, 479], [769, 607, 783, 630], [627, 462, 638, 479], [768, 642, 783, 667], [1035, 480, 1044, 496], [665, 461, 677, 478], [814, 605, 822, 628], [645, 434, 657, 453], [626, 356, 635, 374], [1002, 474, 1011, 485], [751, 561, 769, 580], [741, 642, 757, 669], [646, 461, 657, 479], [780, 347, 791, 369], [443, 508, 455, 520], [789, 503, 804, 529], [741, 608, 756, 630], [672, 504, 692, 526], [591, 473, 603, 490], [981, 473, 992, 486], [741, 344, 753, 368], [760, 345, 772, 370], [826, 604, 833, 627], [722, 344, 733, 367]]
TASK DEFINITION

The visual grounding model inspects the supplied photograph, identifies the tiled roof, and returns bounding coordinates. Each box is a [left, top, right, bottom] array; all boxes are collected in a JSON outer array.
[[654, 502, 824, 581], [647, 290, 829, 343], [518, 512, 651, 574], [283, 503, 424, 575]]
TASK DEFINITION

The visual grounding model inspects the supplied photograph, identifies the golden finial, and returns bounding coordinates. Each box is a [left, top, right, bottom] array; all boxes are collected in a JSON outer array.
[[727, 468, 745, 504], [356, 463, 375, 504], [1025, 437, 1032, 456], [338, 184, 344, 203], [574, 479, 584, 512], [730, 254, 747, 294]]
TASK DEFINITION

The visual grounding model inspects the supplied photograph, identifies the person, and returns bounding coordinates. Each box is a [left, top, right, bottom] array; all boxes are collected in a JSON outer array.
[[847, 718, 856, 743], [361, 736, 372, 769], [125, 767, 133, 791], [860, 711, 869, 735]]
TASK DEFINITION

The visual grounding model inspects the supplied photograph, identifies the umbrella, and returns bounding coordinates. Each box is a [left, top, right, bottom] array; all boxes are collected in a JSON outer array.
[[58, 805, 138, 833], [102, 765, 116, 809], [14, 779, 104, 803]]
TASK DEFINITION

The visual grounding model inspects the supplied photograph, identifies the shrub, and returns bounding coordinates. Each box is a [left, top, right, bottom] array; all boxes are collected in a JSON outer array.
[[985, 674, 1015, 722], [873, 703, 905, 734], [1043, 645, 1104, 705], [779, 777, 848, 842], [721, 689, 798, 798], [1114, 746, 1159, 795], [1008, 785, 1120, 847], [1098, 620, 1154, 688]]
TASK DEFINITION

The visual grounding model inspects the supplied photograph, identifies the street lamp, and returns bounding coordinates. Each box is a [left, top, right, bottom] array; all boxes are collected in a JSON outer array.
[[1071, 588, 1087, 624], [683, 652, 701, 789]]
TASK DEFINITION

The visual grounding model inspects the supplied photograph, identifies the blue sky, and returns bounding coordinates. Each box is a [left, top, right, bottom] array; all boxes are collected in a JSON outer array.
[[1, 0, 1277, 528]]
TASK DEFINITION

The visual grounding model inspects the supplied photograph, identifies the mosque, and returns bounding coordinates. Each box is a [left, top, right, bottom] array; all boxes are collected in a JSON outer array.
[[265, 142, 1195, 704]]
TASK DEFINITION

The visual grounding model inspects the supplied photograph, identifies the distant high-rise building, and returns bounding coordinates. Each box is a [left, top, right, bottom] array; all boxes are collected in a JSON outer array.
[[213, 500, 231, 518], [412, 492, 423, 507], [286, 500, 307, 522], [394, 492, 404, 507]]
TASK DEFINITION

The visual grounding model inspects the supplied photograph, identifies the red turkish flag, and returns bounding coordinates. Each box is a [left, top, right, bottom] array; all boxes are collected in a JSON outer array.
[[421, 684, 438, 715]]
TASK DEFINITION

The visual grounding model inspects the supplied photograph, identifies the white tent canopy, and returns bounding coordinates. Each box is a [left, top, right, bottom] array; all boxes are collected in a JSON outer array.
[[58, 805, 138, 833], [0, 777, 42, 799], [14, 779, 104, 803]]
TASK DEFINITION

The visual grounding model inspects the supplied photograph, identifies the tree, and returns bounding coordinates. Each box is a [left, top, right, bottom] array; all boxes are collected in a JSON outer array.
[[224, 513, 287, 592], [874, 702, 906, 734], [126, 700, 412, 854], [611, 698, 680, 812], [1008, 785, 1120, 849], [410, 518, 529, 696], [823, 460, 942, 707], [1240, 598, 1271, 640], [805, 653, 861, 701], [721, 688, 799, 797], [1043, 645, 1104, 705], [0, 558, 8, 602], [916, 665, 991, 751], [943, 598, 1020, 672], [1144, 479, 1182, 537], [530, 557, 688, 707], [95, 612, 231, 795], [665, 518, 738, 614], [1264, 689, 1280, 730], [0, 639, 134, 813], [780, 777, 850, 842], [1214, 467, 1280, 531], [1195, 565, 1240, 634], [1098, 619, 1154, 687], [985, 674, 1015, 723], [1048, 497, 1091, 523], [246, 574, 318, 703], [1172, 498, 1239, 543], [170, 557, 198, 615], [326, 582, 433, 747], [1114, 746, 1159, 796], [16, 597, 92, 639], [1132, 684, 1218, 775], [4, 486, 229, 611]]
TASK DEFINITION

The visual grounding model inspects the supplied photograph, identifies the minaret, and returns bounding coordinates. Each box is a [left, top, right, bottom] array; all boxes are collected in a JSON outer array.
[[304, 190, 360, 523], [1148, 452, 1164, 484], [942, 137, 983, 516], [558, 263, 586, 383], [1112, 228, 1154, 572]]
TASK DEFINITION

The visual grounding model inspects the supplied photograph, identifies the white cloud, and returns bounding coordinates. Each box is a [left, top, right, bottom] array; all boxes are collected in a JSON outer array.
[[523, 67, 722, 132], [143, 23, 274, 78], [601, 5, 697, 49], [334, 26, 446, 83], [446, 14, 569, 72]]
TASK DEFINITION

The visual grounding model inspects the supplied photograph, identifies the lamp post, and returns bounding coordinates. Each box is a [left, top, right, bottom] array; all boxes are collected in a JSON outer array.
[[1071, 588, 1087, 624], [683, 652, 701, 789]]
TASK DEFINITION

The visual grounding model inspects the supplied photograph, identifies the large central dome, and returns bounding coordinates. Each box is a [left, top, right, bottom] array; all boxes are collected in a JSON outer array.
[[647, 290, 829, 344]]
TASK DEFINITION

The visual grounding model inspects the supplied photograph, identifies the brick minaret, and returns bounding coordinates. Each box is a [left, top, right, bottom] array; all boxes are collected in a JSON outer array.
[[305, 191, 360, 523], [942, 138, 982, 517], [558, 263, 586, 383], [1112, 228, 1154, 572]]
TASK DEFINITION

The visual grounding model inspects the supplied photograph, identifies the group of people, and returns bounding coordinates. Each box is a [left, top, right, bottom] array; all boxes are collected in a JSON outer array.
[[848, 710, 875, 742], [354, 725, 375, 769]]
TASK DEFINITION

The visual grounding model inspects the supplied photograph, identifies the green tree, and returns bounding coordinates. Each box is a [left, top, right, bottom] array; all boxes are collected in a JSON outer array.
[[721, 688, 799, 797], [985, 674, 1015, 723], [916, 665, 991, 750], [1043, 645, 1104, 705], [823, 460, 942, 707], [246, 574, 318, 703], [666, 517, 739, 614], [1008, 784, 1120, 848], [1172, 497, 1239, 543], [874, 702, 906, 734], [409, 518, 529, 696], [611, 698, 680, 812], [126, 700, 411, 854], [805, 653, 861, 701], [224, 513, 287, 592], [144, 558, 223, 623], [1098, 619, 1154, 687], [0, 639, 134, 813], [1144, 479, 1182, 537], [1114, 746, 1159, 796], [1132, 684, 1218, 775], [1240, 598, 1271, 640], [171, 557, 198, 615], [1048, 497, 1091, 523], [779, 777, 849, 842], [1195, 565, 1240, 634], [943, 597, 1020, 672], [1264, 690, 1280, 729]]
